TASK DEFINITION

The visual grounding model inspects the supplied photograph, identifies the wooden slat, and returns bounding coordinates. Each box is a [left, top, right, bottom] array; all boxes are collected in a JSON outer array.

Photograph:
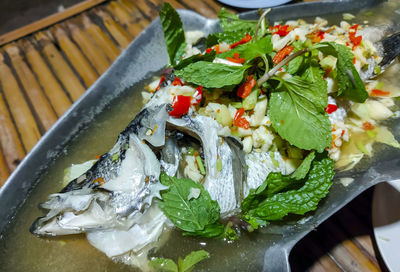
[[0, 0, 108, 46], [35, 32, 86, 101], [67, 21, 110, 75], [133, 0, 160, 20], [82, 15, 120, 63], [106, 1, 148, 37], [198, 0, 224, 17], [322, 218, 380, 272], [0, 53, 40, 152], [0, 92, 25, 172], [171, 0, 215, 18], [20, 39, 72, 117], [4, 43, 57, 131], [95, 9, 132, 49], [0, 149, 9, 186], [334, 206, 378, 263], [52, 25, 98, 86]]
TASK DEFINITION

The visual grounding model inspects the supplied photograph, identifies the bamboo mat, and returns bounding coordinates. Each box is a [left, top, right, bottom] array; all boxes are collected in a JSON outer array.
[[0, 0, 386, 271]]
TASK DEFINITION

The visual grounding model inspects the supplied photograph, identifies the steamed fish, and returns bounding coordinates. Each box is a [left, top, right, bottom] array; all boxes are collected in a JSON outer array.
[[31, 83, 248, 270]]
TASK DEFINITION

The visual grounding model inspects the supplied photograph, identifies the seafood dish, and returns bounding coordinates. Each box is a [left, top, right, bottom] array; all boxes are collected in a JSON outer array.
[[24, 2, 400, 271]]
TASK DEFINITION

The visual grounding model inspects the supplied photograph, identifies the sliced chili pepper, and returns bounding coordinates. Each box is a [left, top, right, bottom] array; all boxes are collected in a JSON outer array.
[[206, 48, 213, 53], [353, 57, 356, 64], [273, 45, 294, 64], [226, 52, 246, 64], [172, 77, 184, 86], [168, 95, 191, 118], [236, 75, 256, 98], [349, 24, 362, 47], [350, 24, 359, 31], [307, 30, 325, 43], [233, 108, 250, 129], [155, 76, 166, 91], [324, 104, 338, 114], [214, 44, 222, 54], [192, 86, 203, 106], [234, 107, 245, 120], [349, 33, 362, 47], [272, 24, 291, 37], [370, 89, 390, 96], [362, 121, 375, 130], [230, 34, 252, 49], [235, 118, 250, 129]]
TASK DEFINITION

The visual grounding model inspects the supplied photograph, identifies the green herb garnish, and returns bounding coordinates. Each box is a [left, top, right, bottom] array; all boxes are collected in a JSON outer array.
[[149, 250, 210, 272], [160, 3, 186, 65], [159, 173, 224, 238]]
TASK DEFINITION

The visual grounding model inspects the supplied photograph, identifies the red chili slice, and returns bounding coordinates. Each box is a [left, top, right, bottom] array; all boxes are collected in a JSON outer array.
[[155, 76, 166, 91], [370, 89, 390, 96], [273, 46, 294, 64], [324, 104, 338, 114], [349, 24, 362, 47], [168, 95, 191, 118], [192, 86, 203, 106], [236, 75, 256, 98], [172, 78, 184, 86], [233, 108, 250, 129], [230, 34, 252, 49], [227, 52, 246, 64], [271, 24, 291, 37]]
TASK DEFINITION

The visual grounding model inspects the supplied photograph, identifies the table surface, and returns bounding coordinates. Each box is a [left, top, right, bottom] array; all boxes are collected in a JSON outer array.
[[0, 0, 388, 271]]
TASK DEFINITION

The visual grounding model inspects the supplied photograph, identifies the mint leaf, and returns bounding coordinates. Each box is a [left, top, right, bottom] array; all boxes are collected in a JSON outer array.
[[182, 223, 224, 238], [181, 250, 210, 272], [317, 42, 368, 103], [247, 156, 334, 221], [241, 177, 269, 212], [160, 3, 186, 65], [160, 171, 174, 186], [291, 151, 316, 180], [218, 36, 273, 63], [269, 76, 331, 152], [159, 174, 222, 237], [301, 63, 327, 108], [150, 250, 210, 272], [218, 8, 257, 32], [149, 257, 178, 272], [208, 31, 252, 46], [242, 214, 268, 230], [174, 51, 216, 70], [242, 172, 303, 212], [174, 61, 249, 88], [287, 55, 305, 75], [287, 41, 307, 75]]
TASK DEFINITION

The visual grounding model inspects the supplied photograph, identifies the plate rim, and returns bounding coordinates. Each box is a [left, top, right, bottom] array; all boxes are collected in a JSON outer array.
[[216, 0, 292, 9], [372, 180, 400, 272]]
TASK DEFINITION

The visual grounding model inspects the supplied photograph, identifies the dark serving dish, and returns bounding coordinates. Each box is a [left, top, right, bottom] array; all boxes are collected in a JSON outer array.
[[1, 0, 399, 271]]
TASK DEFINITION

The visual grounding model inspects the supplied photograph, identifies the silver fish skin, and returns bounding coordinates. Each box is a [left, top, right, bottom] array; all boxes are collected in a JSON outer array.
[[159, 135, 180, 177], [167, 115, 247, 215], [244, 150, 289, 197]]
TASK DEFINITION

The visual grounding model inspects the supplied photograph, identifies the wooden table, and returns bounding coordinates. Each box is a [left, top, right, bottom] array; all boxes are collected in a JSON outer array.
[[0, 0, 387, 271]]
